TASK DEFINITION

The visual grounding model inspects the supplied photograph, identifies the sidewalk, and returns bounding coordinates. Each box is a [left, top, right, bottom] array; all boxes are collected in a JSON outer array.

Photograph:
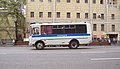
[[0, 44, 28, 47], [0, 41, 120, 47], [110, 43, 120, 46], [0, 44, 120, 47]]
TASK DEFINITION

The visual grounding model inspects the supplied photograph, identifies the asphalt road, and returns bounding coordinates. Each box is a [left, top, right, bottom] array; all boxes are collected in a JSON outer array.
[[0, 46, 120, 69]]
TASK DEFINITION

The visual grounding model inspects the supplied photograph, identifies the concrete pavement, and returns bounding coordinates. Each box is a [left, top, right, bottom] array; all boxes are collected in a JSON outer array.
[[0, 46, 120, 69]]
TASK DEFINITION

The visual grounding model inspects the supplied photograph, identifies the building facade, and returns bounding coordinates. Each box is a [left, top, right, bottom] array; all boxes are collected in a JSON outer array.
[[26, 0, 120, 41]]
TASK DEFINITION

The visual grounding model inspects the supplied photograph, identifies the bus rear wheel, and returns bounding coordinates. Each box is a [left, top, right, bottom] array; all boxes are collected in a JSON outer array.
[[35, 42, 45, 50], [69, 40, 79, 49]]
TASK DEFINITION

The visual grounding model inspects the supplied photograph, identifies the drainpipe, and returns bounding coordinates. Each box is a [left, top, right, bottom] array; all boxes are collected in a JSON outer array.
[[52, 0, 56, 23], [90, 0, 93, 35], [106, 0, 109, 36]]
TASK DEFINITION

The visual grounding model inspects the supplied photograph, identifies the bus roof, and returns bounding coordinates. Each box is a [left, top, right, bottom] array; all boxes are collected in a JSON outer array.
[[30, 22, 90, 26]]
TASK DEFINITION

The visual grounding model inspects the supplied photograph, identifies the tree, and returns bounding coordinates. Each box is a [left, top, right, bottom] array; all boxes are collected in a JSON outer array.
[[0, 0, 25, 41]]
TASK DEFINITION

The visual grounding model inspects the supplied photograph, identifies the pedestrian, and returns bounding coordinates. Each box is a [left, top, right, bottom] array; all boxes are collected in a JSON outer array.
[[12, 39, 15, 46], [108, 38, 111, 45], [112, 37, 116, 44]]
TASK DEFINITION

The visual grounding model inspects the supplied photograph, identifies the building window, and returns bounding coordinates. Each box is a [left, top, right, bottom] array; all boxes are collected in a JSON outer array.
[[109, 0, 117, 5], [57, 0, 60, 3], [57, 12, 60, 18], [93, 0, 96, 4], [31, 0, 34, 2], [48, 12, 52, 18], [101, 24, 104, 31], [40, 0, 43, 2], [67, 12, 71, 18], [85, 13, 88, 19], [67, 0, 70, 3], [85, 0, 88, 3], [48, 0, 52, 2], [77, 13, 80, 18], [76, 0, 80, 3], [112, 25, 115, 32], [30, 12, 34, 18], [100, 0, 104, 4], [39, 12, 43, 18], [93, 24, 97, 31], [93, 13, 96, 19], [111, 14, 115, 19], [113, 0, 117, 5], [101, 14, 104, 19]]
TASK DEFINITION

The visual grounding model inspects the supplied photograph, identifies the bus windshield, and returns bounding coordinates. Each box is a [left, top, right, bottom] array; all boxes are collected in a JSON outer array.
[[32, 27, 39, 35]]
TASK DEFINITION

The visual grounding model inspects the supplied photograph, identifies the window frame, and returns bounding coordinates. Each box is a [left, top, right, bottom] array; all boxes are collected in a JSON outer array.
[[77, 13, 80, 18], [93, 13, 96, 19], [85, 13, 88, 19], [76, 0, 80, 3], [100, 0, 104, 4], [48, 12, 52, 18], [67, 12, 71, 18], [57, 12, 60, 18], [39, 12, 43, 18], [101, 24, 104, 31], [48, 0, 52, 3], [30, 12, 34, 18], [93, 24, 97, 31], [112, 25, 115, 32], [57, 0, 60, 3], [93, 0, 96, 4], [111, 14, 115, 19], [101, 14, 104, 19], [39, 0, 43, 2], [85, 0, 88, 3], [31, 0, 35, 2], [67, 0, 70, 3]]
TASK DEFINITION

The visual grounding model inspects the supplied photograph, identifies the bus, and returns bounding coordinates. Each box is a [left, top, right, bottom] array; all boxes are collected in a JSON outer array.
[[29, 22, 92, 50]]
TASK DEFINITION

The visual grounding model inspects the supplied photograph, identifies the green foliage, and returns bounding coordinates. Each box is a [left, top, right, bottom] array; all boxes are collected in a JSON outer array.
[[0, 0, 7, 8], [0, 0, 26, 39]]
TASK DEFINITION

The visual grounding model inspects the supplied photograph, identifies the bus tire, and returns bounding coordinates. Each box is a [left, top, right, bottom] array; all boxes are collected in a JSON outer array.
[[69, 40, 79, 49], [35, 41, 45, 50]]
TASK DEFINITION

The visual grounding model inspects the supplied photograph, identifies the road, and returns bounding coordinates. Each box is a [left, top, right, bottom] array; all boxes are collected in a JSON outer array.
[[0, 46, 120, 69]]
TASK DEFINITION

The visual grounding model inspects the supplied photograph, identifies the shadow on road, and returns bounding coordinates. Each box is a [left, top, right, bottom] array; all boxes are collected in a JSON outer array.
[[31, 47, 93, 50]]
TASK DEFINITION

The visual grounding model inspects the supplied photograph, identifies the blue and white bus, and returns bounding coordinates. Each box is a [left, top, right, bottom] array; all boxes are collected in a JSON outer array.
[[29, 22, 92, 50]]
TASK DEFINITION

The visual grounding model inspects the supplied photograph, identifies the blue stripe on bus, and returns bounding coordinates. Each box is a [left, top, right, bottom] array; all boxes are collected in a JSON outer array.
[[32, 34, 90, 38]]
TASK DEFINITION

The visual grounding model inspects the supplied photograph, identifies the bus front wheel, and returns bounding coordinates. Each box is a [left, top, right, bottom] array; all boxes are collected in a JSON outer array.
[[69, 40, 79, 49], [35, 42, 45, 50]]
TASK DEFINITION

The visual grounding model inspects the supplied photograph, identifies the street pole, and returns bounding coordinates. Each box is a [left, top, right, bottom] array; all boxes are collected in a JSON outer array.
[[106, 0, 109, 37], [90, 0, 93, 35], [52, 0, 56, 23], [14, 16, 18, 42]]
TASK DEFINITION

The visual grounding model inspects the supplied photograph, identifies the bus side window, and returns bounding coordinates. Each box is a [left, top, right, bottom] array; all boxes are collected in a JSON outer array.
[[41, 25, 52, 34], [46, 26, 52, 34], [41, 26, 45, 34]]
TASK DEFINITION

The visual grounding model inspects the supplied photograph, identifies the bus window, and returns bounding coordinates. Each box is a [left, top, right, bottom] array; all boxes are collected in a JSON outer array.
[[32, 27, 39, 35], [41, 25, 52, 34], [76, 25, 87, 33], [46, 26, 52, 34]]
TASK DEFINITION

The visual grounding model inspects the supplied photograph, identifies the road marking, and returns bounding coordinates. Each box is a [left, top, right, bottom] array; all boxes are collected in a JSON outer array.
[[0, 53, 7, 55], [91, 58, 120, 61], [81, 51, 106, 54]]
